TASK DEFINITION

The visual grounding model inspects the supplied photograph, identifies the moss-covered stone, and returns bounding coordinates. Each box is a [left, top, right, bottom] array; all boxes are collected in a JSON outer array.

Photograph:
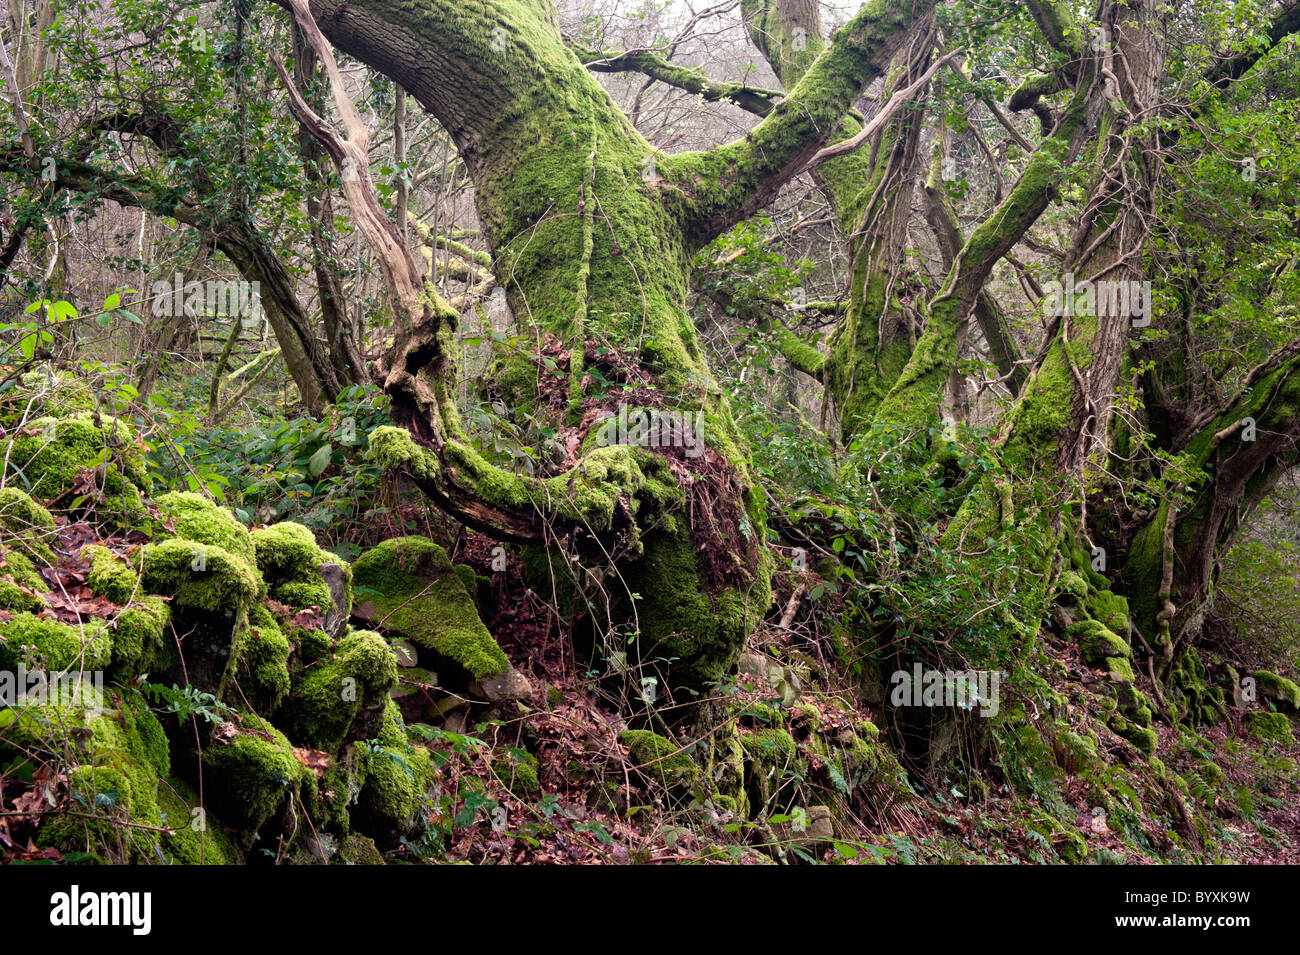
[[83, 544, 140, 605], [621, 728, 700, 790], [352, 537, 508, 681], [0, 688, 197, 862], [224, 604, 291, 713], [251, 522, 349, 620], [354, 713, 436, 846], [140, 538, 262, 613], [1244, 711, 1294, 746], [199, 712, 312, 841], [280, 629, 398, 751], [3, 413, 150, 526], [112, 597, 170, 679], [0, 487, 58, 565], [1251, 671, 1300, 712], [1068, 619, 1131, 665], [156, 492, 255, 564], [491, 747, 541, 796], [0, 612, 112, 671]]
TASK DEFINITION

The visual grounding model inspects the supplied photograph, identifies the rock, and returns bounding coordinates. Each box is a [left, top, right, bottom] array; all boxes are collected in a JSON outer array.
[[479, 668, 533, 702], [319, 562, 350, 639]]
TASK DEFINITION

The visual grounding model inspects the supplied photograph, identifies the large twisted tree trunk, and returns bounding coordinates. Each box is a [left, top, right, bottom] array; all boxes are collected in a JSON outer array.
[[282, 0, 934, 690]]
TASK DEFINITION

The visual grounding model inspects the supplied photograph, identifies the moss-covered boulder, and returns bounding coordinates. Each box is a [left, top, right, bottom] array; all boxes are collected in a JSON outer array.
[[251, 522, 351, 637], [1244, 710, 1294, 746], [352, 703, 436, 846], [0, 688, 235, 863], [2, 413, 150, 526], [198, 713, 313, 844], [222, 604, 291, 714], [0, 487, 58, 565], [0, 548, 47, 613], [156, 492, 256, 564], [621, 728, 700, 792], [1068, 619, 1131, 665], [352, 537, 509, 682], [140, 538, 262, 613], [280, 628, 398, 751], [1251, 670, 1300, 712], [0, 612, 112, 672]]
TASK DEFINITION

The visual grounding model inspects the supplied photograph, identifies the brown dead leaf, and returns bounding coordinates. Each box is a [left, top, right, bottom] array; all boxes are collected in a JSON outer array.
[[292, 748, 331, 777]]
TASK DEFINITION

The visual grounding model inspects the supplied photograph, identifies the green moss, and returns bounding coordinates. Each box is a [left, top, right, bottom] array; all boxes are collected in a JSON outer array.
[[492, 747, 541, 795], [0, 689, 186, 862], [1067, 619, 1131, 665], [292, 626, 332, 664], [0, 549, 46, 613], [140, 538, 262, 613], [1108, 714, 1158, 757], [1244, 711, 1294, 746], [355, 736, 435, 844], [3, 413, 149, 525], [1086, 590, 1131, 634], [225, 604, 291, 713], [156, 492, 255, 563], [1107, 657, 1135, 684], [157, 776, 239, 864], [83, 544, 140, 605], [281, 629, 398, 751], [337, 832, 385, 864], [249, 522, 350, 618], [0, 612, 112, 671], [112, 597, 170, 679], [0, 487, 58, 565], [352, 537, 508, 680], [200, 712, 311, 839], [621, 729, 700, 790], [1251, 671, 1300, 711]]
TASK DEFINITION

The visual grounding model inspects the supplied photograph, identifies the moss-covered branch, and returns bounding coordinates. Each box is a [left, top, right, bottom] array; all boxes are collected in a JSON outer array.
[[661, 0, 937, 247], [573, 45, 782, 116]]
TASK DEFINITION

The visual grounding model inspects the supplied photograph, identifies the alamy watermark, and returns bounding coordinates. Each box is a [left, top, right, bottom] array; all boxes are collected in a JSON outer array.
[[150, 275, 262, 320], [0, 666, 105, 715], [890, 663, 1001, 717], [1042, 272, 1152, 328], [594, 404, 705, 458]]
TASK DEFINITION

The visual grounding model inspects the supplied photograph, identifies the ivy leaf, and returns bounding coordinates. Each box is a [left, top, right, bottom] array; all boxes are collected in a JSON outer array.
[[307, 443, 333, 477]]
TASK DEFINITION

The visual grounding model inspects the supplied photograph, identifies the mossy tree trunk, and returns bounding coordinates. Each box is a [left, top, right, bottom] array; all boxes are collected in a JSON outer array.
[[285, 0, 936, 689]]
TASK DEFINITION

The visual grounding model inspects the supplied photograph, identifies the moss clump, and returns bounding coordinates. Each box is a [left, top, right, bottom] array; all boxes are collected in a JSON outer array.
[[1108, 713, 1158, 757], [280, 629, 398, 751], [199, 713, 311, 841], [83, 544, 140, 605], [3, 413, 150, 525], [0, 550, 46, 613], [0, 612, 112, 671], [621, 729, 700, 790], [352, 537, 508, 681], [1251, 670, 1300, 711], [224, 604, 291, 713], [250, 522, 348, 615], [156, 776, 240, 864], [0, 689, 190, 863], [112, 597, 170, 679], [1067, 619, 1131, 665], [354, 708, 436, 845], [140, 538, 262, 612], [491, 747, 541, 795], [337, 832, 385, 864], [1244, 711, 1294, 746], [1106, 657, 1135, 684], [1085, 589, 1130, 634], [0, 487, 58, 565], [156, 492, 255, 564]]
